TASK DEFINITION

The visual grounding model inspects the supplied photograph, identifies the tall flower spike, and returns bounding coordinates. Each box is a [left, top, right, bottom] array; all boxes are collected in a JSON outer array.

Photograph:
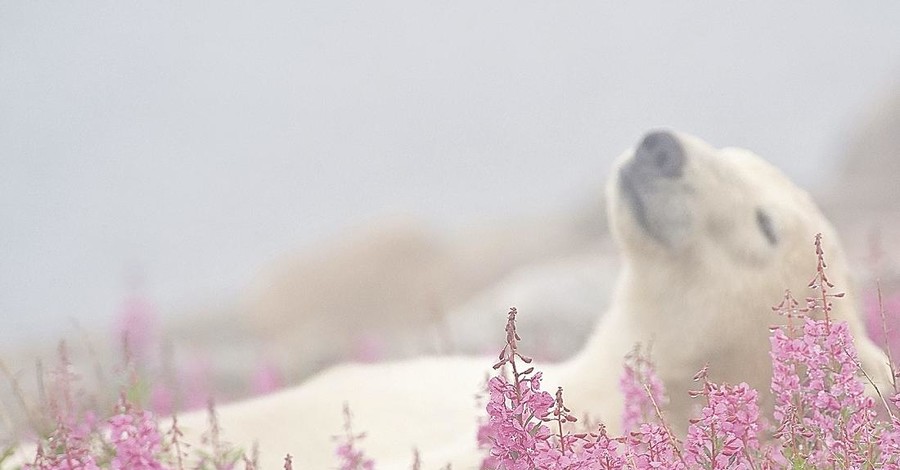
[[482, 307, 556, 469], [772, 289, 804, 336], [769, 240, 878, 467], [492, 307, 533, 371], [334, 403, 374, 470], [805, 233, 845, 328], [166, 414, 187, 470], [619, 345, 668, 433], [542, 386, 577, 453]]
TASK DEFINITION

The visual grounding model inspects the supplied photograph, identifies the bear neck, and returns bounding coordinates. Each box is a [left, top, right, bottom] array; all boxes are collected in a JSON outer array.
[[566, 258, 780, 384]]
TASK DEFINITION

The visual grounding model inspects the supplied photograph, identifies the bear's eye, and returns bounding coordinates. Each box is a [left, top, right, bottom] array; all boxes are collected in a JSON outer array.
[[756, 208, 777, 246]]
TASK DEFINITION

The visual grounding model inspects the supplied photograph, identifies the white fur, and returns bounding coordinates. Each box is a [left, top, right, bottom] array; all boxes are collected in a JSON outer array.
[[174, 131, 891, 469]]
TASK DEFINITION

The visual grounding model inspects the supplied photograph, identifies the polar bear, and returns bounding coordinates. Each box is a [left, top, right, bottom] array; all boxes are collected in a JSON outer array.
[[173, 130, 891, 469]]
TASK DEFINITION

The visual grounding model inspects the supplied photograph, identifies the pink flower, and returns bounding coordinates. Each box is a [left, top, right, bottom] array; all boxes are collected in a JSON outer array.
[[108, 394, 165, 470], [578, 426, 626, 469], [25, 417, 100, 470], [619, 347, 668, 433], [149, 383, 174, 416], [250, 358, 284, 395], [180, 355, 213, 411], [878, 408, 900, 467], [770, 318, 877, 466], [352, 333, 387, 363], [684, 379, 761, 469], [114, 294, 158, 363], [334, 404, 375, 470], [625, 423, 686, 470], [484, 373, 555, 468], [864, 290, 900, 358]]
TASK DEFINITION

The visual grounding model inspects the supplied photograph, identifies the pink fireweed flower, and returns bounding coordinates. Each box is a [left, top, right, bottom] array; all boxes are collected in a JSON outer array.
[[115, 294, 158, 364], [484, 308, 645, 469], [865, 289, 900, 365], [769, 233, 879, 467], [165, 415, 187, 470], [485, 373, 554, 468], [577, 425, 626, 469], [878, 399, 900, 467], [532, 393, 627, 470], [352, 333, 387, 363], [48, 342, 80, 427], [684, 370, 761, 469], [250, 358, 284, 396], [542, 387, 578, 453], [619, 346, 668, 433], [107, 394, 165, 470], [334, 404, 374, 470], [625, 422, 686, 470], [26, 343, 102, 470], [770, 313, 877, 465], [476, 375, 501, 470], [149, 383, 174, 416], [483, 308, 561, 469], [26, 417, 100, 470], [180, 355, 213, 411]]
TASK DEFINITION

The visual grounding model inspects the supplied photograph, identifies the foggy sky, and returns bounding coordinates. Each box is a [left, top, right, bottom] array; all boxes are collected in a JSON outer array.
[[2, 1, 900, 345]]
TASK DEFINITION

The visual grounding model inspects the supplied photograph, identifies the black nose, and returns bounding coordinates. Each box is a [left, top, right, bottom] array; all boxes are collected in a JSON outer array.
[[634, 131, 684, 178]]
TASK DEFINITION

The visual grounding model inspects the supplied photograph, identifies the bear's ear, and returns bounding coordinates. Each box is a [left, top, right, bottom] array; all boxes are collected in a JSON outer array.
[[755, 208, 778, 246]]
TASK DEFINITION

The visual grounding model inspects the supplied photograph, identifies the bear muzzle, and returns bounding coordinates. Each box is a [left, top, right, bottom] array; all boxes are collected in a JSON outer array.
[[618, 130, 689, 247]]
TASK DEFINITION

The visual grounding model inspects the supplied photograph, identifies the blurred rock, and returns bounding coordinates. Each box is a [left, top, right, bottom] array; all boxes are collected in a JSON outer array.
[[819, 80, 900, 283], [180, 195, 609, 385], [447, 247, 618, 361], [831, 83, 900, 214]]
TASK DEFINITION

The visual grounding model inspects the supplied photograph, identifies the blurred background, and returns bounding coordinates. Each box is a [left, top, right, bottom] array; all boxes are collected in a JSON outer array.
[[1, 1, 900, 434]]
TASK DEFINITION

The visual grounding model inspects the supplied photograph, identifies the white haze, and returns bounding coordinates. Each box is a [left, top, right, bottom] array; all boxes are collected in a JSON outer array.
[[1, 1, 900, 346]]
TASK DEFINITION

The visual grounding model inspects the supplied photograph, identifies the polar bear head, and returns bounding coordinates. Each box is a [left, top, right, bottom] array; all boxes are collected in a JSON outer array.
[[607, 130, 852, 313], [610, 131, 830, 270], [601, 130, 887, 426]]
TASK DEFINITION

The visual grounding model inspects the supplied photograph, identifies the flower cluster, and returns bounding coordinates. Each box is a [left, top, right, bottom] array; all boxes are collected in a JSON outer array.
[[25, 417, 100, 470], [14, 346, 251, 470], [107, 394, 165, 470], [769, 234, 880, 467], [479, 311, 884, 469], [624, 422, 685, 469], [683, 367, 761, 469], [876, 410, 900, 467], [770, 317, 878, 466], [482, 308, 684, 469], [483, 308, 556, 468], [24, 343, 100, 470], [477, 234, 899, 469]]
